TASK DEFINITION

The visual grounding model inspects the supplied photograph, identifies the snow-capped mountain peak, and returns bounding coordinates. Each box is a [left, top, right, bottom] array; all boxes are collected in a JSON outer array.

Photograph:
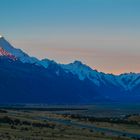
[[61, 60, 102, 86], [72, 60, 84, 66], [66, 60, 94, 71], [0, 36, 40, 64], [40, 58, 57, 68], [118, 73, 140, 90]]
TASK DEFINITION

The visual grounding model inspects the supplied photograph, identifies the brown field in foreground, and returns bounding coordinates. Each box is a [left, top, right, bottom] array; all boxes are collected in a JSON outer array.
[[0, 108, 139, 140]]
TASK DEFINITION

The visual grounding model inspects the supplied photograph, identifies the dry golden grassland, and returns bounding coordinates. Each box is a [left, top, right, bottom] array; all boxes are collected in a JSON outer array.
[[0, 109, 138, 140]]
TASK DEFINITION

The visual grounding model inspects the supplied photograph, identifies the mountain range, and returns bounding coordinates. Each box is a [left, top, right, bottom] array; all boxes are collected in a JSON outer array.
[[0, 36, 140, 104]]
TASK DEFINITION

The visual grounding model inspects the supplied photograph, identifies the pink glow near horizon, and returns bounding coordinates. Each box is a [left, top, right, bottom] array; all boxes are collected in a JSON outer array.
[[10, 37, 140, 75]]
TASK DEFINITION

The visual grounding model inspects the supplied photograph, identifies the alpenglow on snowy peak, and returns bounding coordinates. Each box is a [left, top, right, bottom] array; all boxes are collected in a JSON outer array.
[[0, 36, 140, 93], [0, 47, 17, 60], [0, 36, 40, 64]]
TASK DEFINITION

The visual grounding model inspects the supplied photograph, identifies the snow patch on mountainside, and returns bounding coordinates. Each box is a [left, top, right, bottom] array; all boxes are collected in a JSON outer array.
[[40, 58, 56, 68], [61, 61, 140, 91], [119, 73, 140, 90], [0, 37, 40, 64], [61, 61, 104, 86]]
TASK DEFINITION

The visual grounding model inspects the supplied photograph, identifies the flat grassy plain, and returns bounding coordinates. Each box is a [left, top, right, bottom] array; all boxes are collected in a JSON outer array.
[[0, 106, 139, 140]]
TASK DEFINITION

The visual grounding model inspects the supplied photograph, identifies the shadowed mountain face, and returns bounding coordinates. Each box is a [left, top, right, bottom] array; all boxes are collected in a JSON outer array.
[[0, 36, 140, 104], [0, 57, 101, 104]]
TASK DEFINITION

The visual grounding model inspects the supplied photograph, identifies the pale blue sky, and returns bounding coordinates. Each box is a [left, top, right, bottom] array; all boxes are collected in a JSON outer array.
[[0, 0, 140, 74]]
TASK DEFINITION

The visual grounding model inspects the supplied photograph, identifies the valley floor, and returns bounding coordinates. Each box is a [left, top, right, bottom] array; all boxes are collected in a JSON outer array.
[[0, 105, 139, 140]]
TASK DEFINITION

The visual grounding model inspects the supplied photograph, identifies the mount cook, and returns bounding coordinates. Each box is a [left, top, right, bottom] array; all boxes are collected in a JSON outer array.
[[0, 36, 140, 104]]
